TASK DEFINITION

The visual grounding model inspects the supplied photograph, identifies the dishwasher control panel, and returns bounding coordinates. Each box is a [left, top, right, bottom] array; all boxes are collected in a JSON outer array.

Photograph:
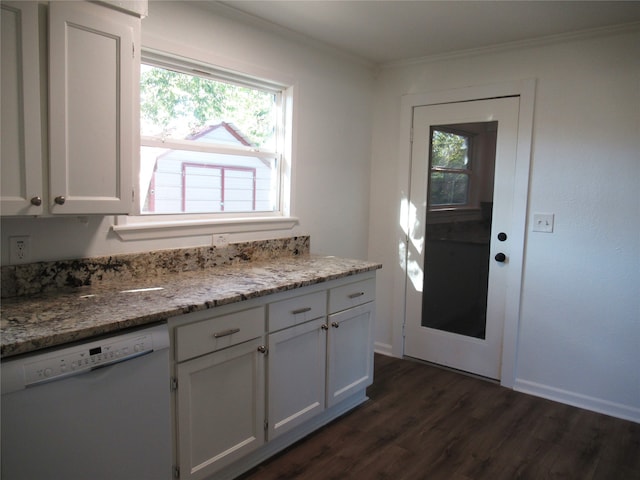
[[23, 332, 155, 386]]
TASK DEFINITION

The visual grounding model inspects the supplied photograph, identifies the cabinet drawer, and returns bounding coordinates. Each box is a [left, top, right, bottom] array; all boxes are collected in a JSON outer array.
[[175, 307, 264, 362], [329, 277, 375, 313], [268, 291, 327, 332]]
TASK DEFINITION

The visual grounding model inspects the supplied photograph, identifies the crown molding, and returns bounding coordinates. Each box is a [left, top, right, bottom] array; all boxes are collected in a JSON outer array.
[[381, 21, 640, 70]]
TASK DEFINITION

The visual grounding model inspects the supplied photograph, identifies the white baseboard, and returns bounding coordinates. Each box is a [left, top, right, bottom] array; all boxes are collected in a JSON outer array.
[[514, 379, 640, 423], [374, 341, 394, 357]]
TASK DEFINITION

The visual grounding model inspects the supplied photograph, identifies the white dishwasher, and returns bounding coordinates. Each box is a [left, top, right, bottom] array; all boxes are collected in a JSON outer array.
[[1, 322, 172, 480]]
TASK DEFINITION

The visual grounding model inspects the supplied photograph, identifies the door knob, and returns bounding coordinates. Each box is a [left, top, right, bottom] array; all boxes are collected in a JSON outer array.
[[495, 253, 506, 262]]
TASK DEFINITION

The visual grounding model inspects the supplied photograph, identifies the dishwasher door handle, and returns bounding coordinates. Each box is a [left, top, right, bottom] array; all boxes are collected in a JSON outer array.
[[27, 349, 155, 387], [2, 323, 170, 393]]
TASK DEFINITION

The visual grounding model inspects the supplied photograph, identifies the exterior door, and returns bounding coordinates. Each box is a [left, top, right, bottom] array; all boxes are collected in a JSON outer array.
[[404, 97, 519, 379]]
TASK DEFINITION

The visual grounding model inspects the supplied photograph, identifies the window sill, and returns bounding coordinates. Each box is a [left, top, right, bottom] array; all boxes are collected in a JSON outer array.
[[426, 207, 483, 224], [112, 215, 299, 241]]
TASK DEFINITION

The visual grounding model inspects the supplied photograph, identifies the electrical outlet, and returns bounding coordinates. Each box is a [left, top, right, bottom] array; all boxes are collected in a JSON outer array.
[[9, 236, 32, 264], [533, 213, 554, 233], [213, 234, 229, 247]]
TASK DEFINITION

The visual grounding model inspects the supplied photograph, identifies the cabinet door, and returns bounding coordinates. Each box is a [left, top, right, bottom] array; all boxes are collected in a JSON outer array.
[[326, 302, 375, 408], [1, 1, 44, 215], [267, 318, 326, 440], [49, 1, 137, 214], [176, 338, 266, 480]]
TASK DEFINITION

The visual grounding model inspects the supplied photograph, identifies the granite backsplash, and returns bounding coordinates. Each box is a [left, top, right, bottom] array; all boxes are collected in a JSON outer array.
[[1, 236, 310, 299]]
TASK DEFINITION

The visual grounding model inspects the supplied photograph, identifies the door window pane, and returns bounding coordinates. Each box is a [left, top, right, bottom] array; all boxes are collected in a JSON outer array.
[[422, 121, 498, 339]]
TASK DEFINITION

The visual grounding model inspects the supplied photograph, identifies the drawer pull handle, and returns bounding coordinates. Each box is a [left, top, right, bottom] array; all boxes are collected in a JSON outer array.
[[213, 328, 240, 338], [291, 307, 312, 315], [348, 292, 365, 299]]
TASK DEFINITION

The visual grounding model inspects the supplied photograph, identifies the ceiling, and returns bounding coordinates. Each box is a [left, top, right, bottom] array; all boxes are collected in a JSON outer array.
[[217, 1, 640, 65]]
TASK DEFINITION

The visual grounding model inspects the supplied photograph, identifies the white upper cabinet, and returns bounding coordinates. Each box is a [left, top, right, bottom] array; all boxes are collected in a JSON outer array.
[[1, 1, 139, 216], [1, 2, 45, 215], [49, 1, 139, 214]]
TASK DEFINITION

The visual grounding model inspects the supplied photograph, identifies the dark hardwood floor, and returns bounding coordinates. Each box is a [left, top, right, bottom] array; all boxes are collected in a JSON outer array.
[[238, 354, 640, 480]]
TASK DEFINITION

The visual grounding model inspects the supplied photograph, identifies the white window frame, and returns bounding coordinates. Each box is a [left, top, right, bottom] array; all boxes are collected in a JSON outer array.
[[428, 126, 474, 210], [113, 47, 297, 241]]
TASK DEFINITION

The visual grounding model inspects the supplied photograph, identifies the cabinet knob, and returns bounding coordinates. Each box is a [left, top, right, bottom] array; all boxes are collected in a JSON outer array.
[[331, 322, 340, 328], [54, 196, 66, 205], [257, 345, 268, 354], [321, 324, 329, 330], [30, 196, 42, 206]]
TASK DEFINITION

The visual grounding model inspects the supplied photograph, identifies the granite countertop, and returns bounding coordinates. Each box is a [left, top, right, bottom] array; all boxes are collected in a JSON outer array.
[[1, 255, 381, 358]]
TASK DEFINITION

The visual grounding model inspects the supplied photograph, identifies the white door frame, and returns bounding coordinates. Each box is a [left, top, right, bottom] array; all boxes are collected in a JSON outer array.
[[392, 79, 536, 387]]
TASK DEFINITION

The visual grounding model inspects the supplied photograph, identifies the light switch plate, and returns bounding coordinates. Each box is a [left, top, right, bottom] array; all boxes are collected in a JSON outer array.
[[533, 213, 554, 233]]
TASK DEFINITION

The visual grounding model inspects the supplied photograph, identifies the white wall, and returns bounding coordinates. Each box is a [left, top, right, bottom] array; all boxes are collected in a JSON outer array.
[[369, 27, 640, 421], [3, 1, 637, 422], [1, 1, 374, 263]]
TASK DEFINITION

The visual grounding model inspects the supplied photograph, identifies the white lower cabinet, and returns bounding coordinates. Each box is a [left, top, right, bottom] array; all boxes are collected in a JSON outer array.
[[171, 273, 376, 480], [176, 339, 266, 480], [267, 317, 327, 440], [174, 307, 266, 480], [326, 276, 376, 407], [326, 302, 375, 407]]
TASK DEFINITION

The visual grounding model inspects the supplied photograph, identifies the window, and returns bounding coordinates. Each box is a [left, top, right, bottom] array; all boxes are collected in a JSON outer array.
[[139, 52, 287, 216], [428, 127, 473, 208]]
